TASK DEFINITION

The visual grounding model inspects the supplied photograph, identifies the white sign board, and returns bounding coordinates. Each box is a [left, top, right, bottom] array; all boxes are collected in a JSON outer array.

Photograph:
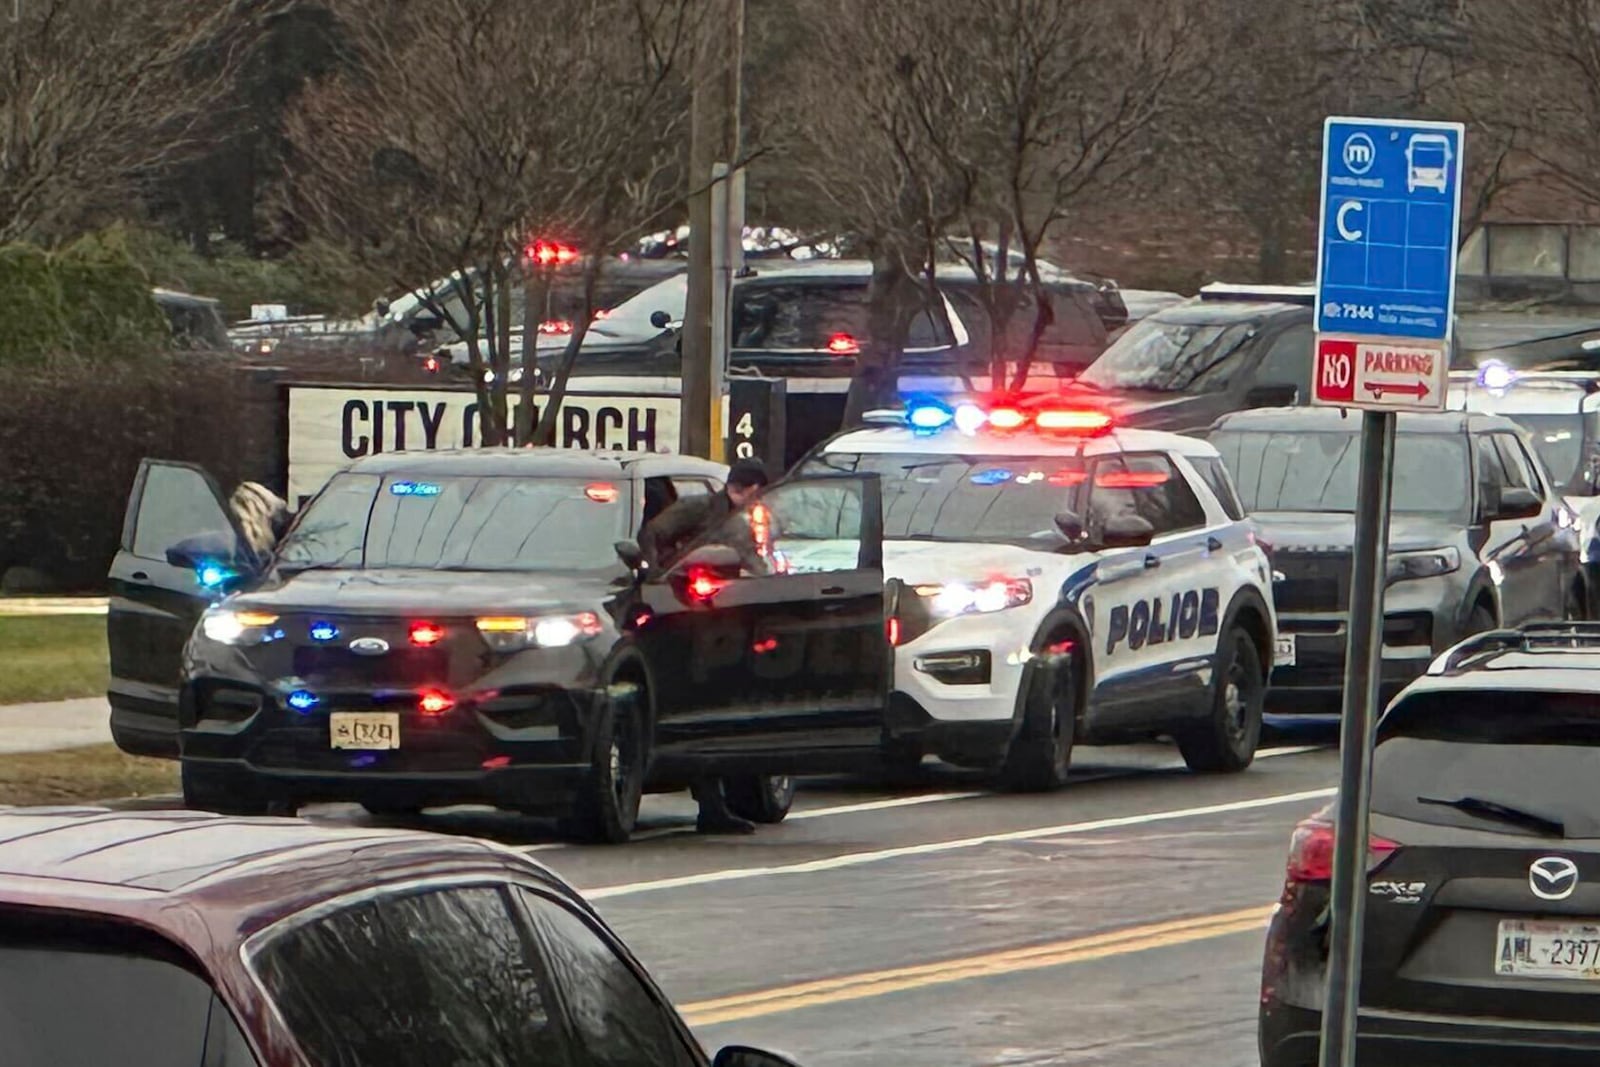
[[285, 385, 681, 505], [1311, 337, 1448, 412]]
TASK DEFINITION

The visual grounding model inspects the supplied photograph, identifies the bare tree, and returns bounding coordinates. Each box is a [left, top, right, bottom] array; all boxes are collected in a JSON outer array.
[[0, 0, 244, 245], [283, 0, 697, 447]]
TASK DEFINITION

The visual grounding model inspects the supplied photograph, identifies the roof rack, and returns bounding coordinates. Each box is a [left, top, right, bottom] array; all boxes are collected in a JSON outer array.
[[1431, 622, 1600, 674], [1197, 282, 1315, 306]]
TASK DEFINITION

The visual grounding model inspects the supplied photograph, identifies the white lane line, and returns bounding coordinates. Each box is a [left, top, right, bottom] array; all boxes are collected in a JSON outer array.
[[582, 786, 1336, 899], [518, 744, 1329, 853]]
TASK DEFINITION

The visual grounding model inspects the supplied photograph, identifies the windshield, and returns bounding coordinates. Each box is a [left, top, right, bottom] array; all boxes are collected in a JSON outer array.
[[1212, 429, 1470, 519], [277, 473, 629, 572], [800, 451, 1085, 543], [1373, 691, 1600, 838], [1076, 316, 1255, 392]]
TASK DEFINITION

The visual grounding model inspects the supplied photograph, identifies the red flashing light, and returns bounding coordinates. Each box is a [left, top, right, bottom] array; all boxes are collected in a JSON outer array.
[[1095, 470, 1170, 489], [986, 407, 1027, 431], [686, 567, 724, 602], [1035, 409, 1113, 435], [750, 502, 773, 557], [409, 622, 445, 646], [887, 616, 902, 646], [593, 308, 611, 320], [539, 319, 574, 335], [1285, 814, 1399, 884], [418, 690, 455, 715], [826, 333, 860, 356], [423, 356, 440, 373], [585, 482, 620, 503], [482, 755, 513, 769], [752, 635, 779, 654], [528, 239, 578, 267], [1048, 469, 1088, 487]]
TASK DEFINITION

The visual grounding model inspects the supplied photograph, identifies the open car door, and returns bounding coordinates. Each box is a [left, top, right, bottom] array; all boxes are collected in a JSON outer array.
[[631, 474, 888, 775], [106, 460, 253, 758]]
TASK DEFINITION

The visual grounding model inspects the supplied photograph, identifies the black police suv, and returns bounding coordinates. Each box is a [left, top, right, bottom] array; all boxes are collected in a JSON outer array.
[[1262, 623, 1600, 1066], [107, 450, 891, 841], [1210, 406, 1583, 716]]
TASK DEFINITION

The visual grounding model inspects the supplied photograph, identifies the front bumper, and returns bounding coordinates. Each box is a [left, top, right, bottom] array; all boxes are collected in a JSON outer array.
[[1261, 999, 1600, 1067], [892, 607, 1038, 725]]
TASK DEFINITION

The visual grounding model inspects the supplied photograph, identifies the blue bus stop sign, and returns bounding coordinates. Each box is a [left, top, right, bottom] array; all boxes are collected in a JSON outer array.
[[1316, 117, 1465, 344]]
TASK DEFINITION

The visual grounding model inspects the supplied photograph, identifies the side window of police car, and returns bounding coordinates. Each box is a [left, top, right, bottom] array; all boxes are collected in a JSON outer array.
[[130, 464, 235, 563], [517, 889, 699, 1067], [1085, 454, 1207, 539], [1475, 435, 1507, 519]]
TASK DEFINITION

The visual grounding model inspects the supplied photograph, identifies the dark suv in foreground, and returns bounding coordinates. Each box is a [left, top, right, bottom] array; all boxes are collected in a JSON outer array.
[[1261, 623, 1600, 1066], [1211, 406, 1583, 716]]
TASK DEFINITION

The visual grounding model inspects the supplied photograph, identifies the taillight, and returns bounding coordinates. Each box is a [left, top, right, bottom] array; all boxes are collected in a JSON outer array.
[[826, 333, 859, 356], [887, 616, 902, 646], [686, 567, 724, 602], [1285, 814, 1400, 884]]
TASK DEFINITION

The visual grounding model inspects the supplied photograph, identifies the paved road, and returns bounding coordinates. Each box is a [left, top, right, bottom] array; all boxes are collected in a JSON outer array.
[[278, 735, 1339, 1067]]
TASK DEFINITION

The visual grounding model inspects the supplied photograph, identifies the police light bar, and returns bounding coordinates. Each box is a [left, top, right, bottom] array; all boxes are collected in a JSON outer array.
[[899, 398, 1114, 437]]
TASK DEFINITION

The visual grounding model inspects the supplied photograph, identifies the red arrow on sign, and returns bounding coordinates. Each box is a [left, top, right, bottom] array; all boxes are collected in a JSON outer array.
[[1364, 379, 1431, 400]]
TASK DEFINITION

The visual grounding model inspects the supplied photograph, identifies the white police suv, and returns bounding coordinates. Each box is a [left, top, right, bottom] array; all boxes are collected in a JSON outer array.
[[798, 396, 1279, 789]]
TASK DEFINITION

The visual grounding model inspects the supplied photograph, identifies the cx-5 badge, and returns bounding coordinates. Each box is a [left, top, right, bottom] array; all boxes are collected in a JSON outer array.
[[349, 637, 390, 657], [1530, 856, 1579, 901]]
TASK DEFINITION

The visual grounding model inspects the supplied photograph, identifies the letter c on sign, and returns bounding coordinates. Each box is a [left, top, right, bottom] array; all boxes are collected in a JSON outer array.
[[1337, 201, 1365, 242]]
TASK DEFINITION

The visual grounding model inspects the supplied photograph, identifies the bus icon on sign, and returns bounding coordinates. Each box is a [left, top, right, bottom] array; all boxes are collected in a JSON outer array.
[[1406, 133, 1453, 193], [1343, 133, 1375, 175]]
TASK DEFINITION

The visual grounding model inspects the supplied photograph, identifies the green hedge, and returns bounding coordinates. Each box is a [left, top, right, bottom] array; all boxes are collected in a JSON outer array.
[[0, 233, 171, 365]]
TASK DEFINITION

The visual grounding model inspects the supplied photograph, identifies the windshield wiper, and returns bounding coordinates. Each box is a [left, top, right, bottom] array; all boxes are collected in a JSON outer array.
[[1417, 795, 1566, 838]]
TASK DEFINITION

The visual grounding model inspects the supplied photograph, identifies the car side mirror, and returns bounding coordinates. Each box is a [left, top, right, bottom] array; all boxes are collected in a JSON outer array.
[[1054, 510, 1086, 542], [1097, 515, 1156, 549], [166, 533, 257, 587], [614, 539, 645, 571], [1245, 383, 1299, 407], [650, 310, 672, 330], [1496, 486, 1542, 521], [714, 1047, 805, 1067]]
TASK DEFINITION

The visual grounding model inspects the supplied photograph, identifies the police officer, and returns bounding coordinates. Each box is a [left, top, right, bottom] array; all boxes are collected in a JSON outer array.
[[640, 458, 771, 833]]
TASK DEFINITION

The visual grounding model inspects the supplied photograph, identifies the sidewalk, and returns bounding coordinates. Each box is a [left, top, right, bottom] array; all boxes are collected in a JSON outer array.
[[0, 597, 108, 617], [0, 698, 114, 754]]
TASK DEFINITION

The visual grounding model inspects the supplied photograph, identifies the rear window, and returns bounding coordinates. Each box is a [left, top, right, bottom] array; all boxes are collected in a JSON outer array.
[[0, 911, 255, 1066], [1373, 690, 1600, 838]]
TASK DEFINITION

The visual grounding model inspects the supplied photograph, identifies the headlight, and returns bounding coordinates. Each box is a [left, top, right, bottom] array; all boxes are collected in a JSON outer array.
[[1386, 547, 1460, 584], [200, 610, 279, 645], [476, 612, 603, 651], [916, 579, 1032, 617]]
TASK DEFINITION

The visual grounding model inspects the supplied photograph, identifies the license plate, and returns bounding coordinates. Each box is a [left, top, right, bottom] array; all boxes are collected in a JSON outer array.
[[1274, 634, 1297, 668], [329, 712, 401, 751], [1496, 920, 1600, 979]]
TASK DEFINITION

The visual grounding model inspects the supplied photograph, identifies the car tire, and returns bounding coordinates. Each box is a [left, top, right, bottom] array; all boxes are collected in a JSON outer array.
[[880, 737, 924, 782], [997, 646, 1077, 793], [574, 683, 645, 844], [1177, 628, 1264, 775], [181, 763, 276, 817], [724, 775, 796, 824]]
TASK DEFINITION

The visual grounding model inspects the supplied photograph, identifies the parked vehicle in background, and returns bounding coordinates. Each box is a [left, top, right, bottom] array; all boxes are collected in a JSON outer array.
[[1261, 623, 1600, 1066], [1211, 406, 1584, 718], [0, 808, 804, 1067], [153, 288, 230, 351]]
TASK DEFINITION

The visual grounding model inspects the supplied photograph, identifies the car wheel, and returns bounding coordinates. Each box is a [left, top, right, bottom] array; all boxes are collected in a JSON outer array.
[[724, 775, 796, 824], [574, 683, 645, 844], [1177, 628, 1264, 775], [998, 645, 1077, 792], [181, 762, 272, 817]]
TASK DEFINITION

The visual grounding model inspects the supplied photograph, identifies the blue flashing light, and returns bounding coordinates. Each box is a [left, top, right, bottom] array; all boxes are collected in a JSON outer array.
[[1478, 360, 1516, 391], [197, 564, 234, 589], [390, 481, 442, 497], [970, 468, 1014, 487], [287, 689, 319, 713], [309, 621, 339, 642], [906, 399, 955, 432]]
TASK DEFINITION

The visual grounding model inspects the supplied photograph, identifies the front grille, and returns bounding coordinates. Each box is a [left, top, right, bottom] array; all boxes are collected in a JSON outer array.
[[1273, 551, 1351, 612], [291, 647, 449, 687]]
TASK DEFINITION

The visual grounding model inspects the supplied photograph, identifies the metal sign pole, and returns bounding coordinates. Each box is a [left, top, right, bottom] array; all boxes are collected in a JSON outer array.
[[1317, 408, 1396, 1067]]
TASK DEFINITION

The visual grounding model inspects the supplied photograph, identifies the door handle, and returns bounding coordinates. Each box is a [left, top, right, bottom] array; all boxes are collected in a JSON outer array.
[[131, 570, 150, 582], [1143, 554, 1161, 569], [821, 585, 847, 596], [1207, 536, 1224, 552]]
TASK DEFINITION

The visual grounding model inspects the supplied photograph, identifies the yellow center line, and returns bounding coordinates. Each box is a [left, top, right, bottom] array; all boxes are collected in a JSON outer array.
[[679, 904, 1274, 1027]]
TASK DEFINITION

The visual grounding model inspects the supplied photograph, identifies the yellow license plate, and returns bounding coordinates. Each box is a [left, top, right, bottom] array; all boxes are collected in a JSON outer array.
[[329, 712, 401, 751]]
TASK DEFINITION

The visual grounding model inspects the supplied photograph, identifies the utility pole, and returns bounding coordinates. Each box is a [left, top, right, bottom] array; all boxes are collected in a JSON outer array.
[[681, 0, 744, 460]]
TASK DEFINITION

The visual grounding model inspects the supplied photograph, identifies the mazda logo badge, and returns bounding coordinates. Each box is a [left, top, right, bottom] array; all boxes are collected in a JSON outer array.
[[349, 637, 390, 657], [1530, 857, 1579, 901]]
